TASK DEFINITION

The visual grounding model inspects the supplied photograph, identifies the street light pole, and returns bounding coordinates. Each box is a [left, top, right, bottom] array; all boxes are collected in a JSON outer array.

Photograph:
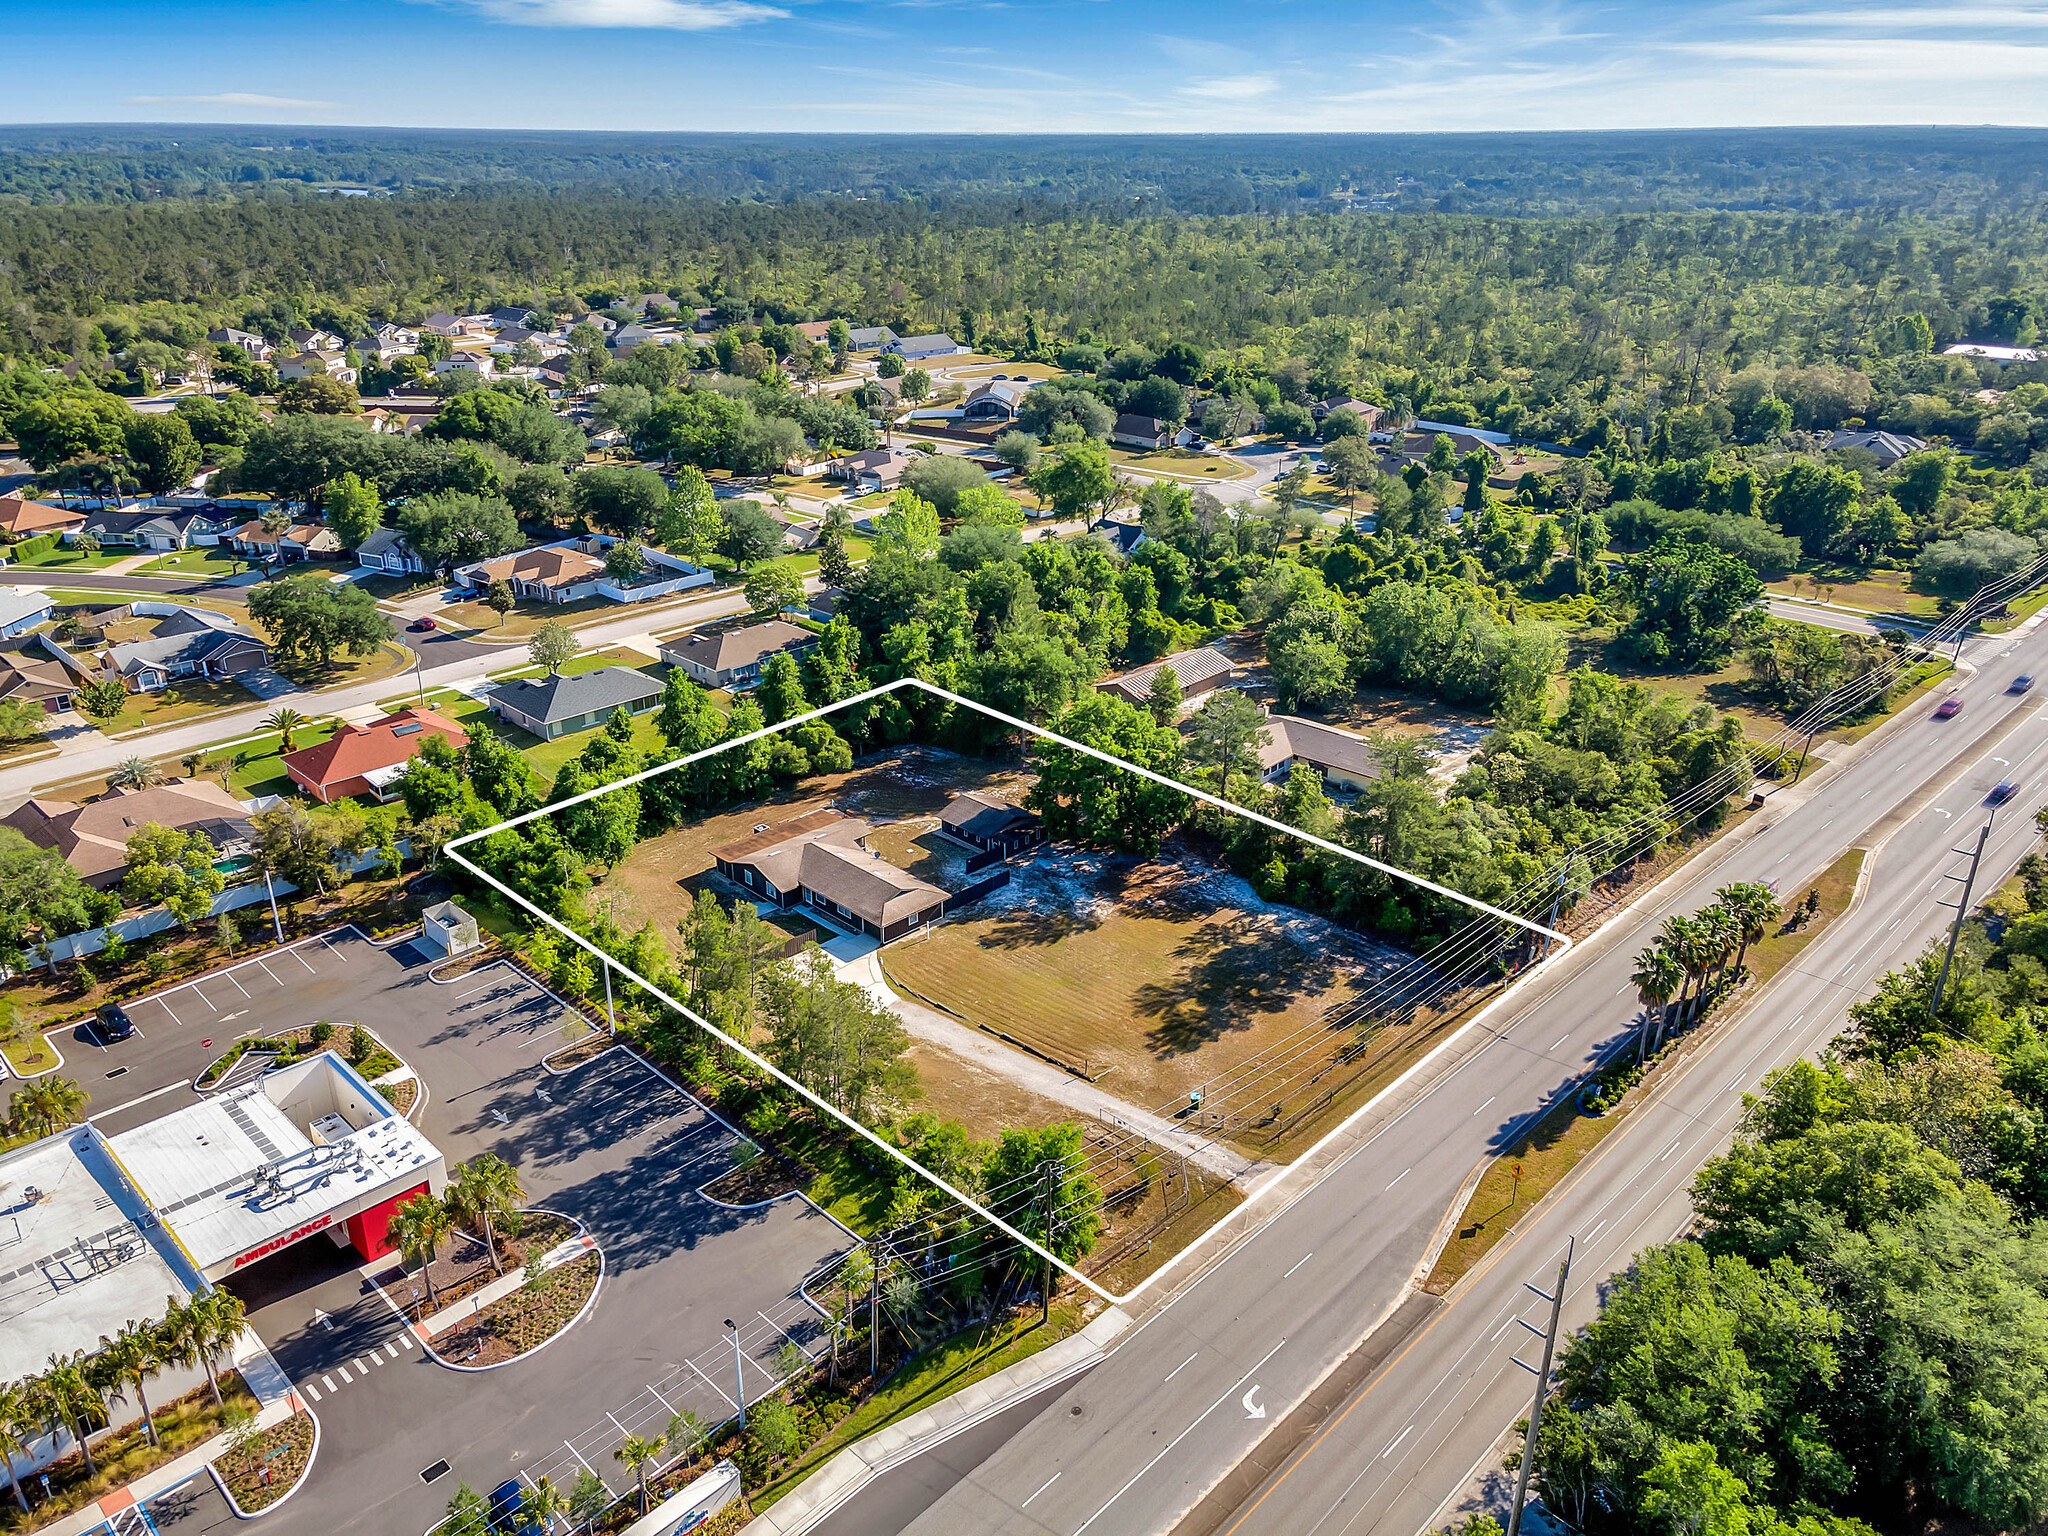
[[725, 1319, 746, 1431], [1506, 1237, 1574, 1536]]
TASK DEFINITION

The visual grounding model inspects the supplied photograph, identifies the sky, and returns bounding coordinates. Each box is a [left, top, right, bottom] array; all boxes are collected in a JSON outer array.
[[9, 0, 2048, 133]]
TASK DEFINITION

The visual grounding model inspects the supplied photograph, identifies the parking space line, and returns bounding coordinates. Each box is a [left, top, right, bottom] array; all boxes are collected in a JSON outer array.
[[255, 958, 281, 985], [157, 999, 184, 1028], [318, 935, 339, 955], [761, 1309, 817, 1358], [223, 970, 250, 998], [185, 984, 212, 1011], [686, 1358, 738, 1410], [289, 946, 317, 974]]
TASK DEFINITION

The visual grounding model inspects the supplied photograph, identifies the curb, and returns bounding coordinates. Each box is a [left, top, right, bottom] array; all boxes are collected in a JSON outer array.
[[420, 1246, 606, 1374], [208, 1403, 322, 1521], [5, 1029, 66, 1080], [740, 1305, 1133, 1536]]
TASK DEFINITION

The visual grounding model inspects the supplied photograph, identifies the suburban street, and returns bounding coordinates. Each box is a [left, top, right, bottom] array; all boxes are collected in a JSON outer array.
[[809, 619, 2048, 1536]]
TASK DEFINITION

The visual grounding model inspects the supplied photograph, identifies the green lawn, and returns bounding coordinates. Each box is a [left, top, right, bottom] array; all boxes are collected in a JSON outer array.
[[136, 547, 252, 578], [225, 724, 344, 797], [702, 533, 871, 582], [10, 545, 130, 570]]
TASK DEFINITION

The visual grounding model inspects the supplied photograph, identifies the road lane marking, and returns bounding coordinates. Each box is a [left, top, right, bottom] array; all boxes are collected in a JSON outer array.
[[1551, 1034, 1570, 1051], [1072, 1337, 1287, 1536], [1283, 1253, 1314, 1278], [1386, 1167, 1412, 1189], [1584, 1219, 1607, 1244], [1472, 1096, 1495, 1117], [1164, 1353, 1199, 1383], [1022, 1472, 1060, 1508], [1381, 1424, 1414, 1460]]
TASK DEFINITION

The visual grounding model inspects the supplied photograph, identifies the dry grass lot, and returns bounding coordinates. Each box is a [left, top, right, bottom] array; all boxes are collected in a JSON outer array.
[[884, 850, 1414, 1109]]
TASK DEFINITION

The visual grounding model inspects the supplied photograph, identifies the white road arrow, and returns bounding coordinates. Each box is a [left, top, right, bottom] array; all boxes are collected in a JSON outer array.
[[1242, 1385, 1265, 1420], [313, 1308, 332, 1331]]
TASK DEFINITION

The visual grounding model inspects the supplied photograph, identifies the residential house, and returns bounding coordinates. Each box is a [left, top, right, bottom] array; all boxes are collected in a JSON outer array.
[[0, 779, 255, 890], [206, 327, 273, 360], [354, 528, 428, 576], [73, 507, 233, 552], [795, 321, 835, 345], [282, 707, 467, 804], [610, 324, 658, 351], [712, 810, 946, 943], [961, 380, 1030, 421], [1313, 397, 1383, 431], [487, 307, 536, 330], [0, 587, 54, 640], [0, 634, 86, 716], [1256, 715, 1379, 793], [1827, 429, 1927, 467], [1113, 414, 1184, 450], [431, 353, 495, 380], [456, 544, 606, 604], [227, 521, 342, 562], [1088, 518, 1146, 557], [827, 448, 915, 494], [96, 607, 270, 693], [936, 792, 1042, 857], [488, 666, 662, 740], [286, 329, 343, 355], [660, 620, 816, 689], [277, 353, 359, 387], [767, 507, 821, 551], [1101, 646, 1237, 707], [848, 326, 897, 352], [352, 324, 420, 364], [423, 313, 490, 339], [884, 334, 968, 361], [490, 325, 564, 358], [0, 496, 86, 539], [630, 294, 675, 316]]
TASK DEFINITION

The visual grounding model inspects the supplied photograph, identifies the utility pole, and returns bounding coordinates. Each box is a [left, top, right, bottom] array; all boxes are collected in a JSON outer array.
[[601, 958, 615, 1033], [1932, 820, 1993, 1017], [1505, 1237, 1574, 1536], [725, 1319, 746, 1431], [263, 870, 284, 944], [869, 1253, 880, 1379], [1791, 721, 1818, 783], [1040, 1162, 1057, 1325]]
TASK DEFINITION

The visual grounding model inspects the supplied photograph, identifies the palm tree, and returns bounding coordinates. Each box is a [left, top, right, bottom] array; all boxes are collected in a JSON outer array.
[[156, 1295, 204, 1409], [1696, 905, 1741, 1018], [193, 1289, 247, 1407], [39, 1352, 103, 1478], [0, 1379, 37, 1513], [180, 751, 207, 779], [263, 709, 309, 753], [107, 756, 165, 791], [446, 1155, 525, 1276], [1716, 882, 1781, 984], [521, 1474, 570, 1534], [1630, 944, 1684, 1064], [98, 1321, 166, 1448], [615, 1432, 666, 1515], [387, 1192, 454, 1310], [9, 1076, 89, 1139]]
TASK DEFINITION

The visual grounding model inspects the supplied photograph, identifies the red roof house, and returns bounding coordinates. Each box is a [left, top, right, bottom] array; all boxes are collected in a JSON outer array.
[[282, 707, 467, 804]]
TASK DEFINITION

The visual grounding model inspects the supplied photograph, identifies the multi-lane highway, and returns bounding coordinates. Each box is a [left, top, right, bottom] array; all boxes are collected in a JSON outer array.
[[833, 618, 2048, 1536]]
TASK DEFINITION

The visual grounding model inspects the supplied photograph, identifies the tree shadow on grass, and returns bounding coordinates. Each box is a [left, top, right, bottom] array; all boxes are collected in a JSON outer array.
[[1134, 923, 1351, 1057]]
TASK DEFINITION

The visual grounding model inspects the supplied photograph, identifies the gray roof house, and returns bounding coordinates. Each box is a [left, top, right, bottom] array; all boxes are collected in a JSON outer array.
[[1101, 646, 1237, 706], [883, 334, 968, 361], [848, 326, 897, 351], [1089, 518, 1146, 557], [207, 327, 272, 360], [489, 665, 663, 740], [961, 380, 1030, 421], [1827, 429, 1927, 467], [97, 609, 270, 694], [0, 587, 54, 641], [712, 810, 947, 943], [1257, 715, 1379, 793], [74, 508, 230, 552], [355, 528, 428, 576], [659, 620, 816, 690]]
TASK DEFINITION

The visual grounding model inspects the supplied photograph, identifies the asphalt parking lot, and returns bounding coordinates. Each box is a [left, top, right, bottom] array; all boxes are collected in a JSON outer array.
[[46, 927, 859, 1535]]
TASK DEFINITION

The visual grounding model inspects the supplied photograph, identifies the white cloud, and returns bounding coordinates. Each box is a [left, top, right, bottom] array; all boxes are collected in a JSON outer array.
[[439, 0, 783, 28], [127, 92, 340, 109], [1181, 74, 1276, 101]]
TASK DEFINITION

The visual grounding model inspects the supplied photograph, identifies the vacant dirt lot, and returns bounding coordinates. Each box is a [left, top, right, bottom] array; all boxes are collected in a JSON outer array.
[[883, 848, 1415, 1113]]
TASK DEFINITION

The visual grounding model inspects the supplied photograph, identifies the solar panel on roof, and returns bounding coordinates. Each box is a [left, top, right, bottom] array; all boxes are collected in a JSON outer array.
[[391, 722, 424, 736]]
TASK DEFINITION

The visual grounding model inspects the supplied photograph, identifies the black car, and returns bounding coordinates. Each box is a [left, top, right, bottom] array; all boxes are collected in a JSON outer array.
[[97, 1003, 136, 1041], [2015, 675, 2036, 694], [1989, 780, 2020, 807]]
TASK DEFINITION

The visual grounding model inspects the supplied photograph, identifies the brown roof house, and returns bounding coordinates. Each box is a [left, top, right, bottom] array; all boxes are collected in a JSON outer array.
[[455, 545, 607, 604], [0, 634, 88, 717], [712, 810, 947, 943], [1101, 646, 1237, 708], [282, 707, 467, 804], [2, 779, 254, 890], [0, 496, 86, 539], [1256, 715, 1379, 794], [660, 621, 816, 690]]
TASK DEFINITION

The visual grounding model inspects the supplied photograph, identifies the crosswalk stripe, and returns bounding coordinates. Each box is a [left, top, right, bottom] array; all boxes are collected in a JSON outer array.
[[302, 1382, 321, 1403], [337, 1366, 352, 1384], [385, 1342, 400, 1359], [321, 1375, 336, 1393], [399, 1334, 415, 1349]]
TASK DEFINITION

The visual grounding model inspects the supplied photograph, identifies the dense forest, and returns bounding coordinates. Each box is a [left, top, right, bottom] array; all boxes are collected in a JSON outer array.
[[3, 126, 2046, 214]]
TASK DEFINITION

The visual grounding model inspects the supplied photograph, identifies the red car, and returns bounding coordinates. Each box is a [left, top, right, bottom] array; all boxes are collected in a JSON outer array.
[[1934, 696, 1964, 719], [408, 616, 438, 632]]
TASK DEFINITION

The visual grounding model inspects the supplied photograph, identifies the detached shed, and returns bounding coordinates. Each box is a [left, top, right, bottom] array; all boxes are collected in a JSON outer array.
[[418, 901, 481, 958]]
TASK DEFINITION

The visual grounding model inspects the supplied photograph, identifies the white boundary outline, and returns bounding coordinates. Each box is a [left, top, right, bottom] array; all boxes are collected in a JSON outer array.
[[445, 677, 1570, 1305]]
